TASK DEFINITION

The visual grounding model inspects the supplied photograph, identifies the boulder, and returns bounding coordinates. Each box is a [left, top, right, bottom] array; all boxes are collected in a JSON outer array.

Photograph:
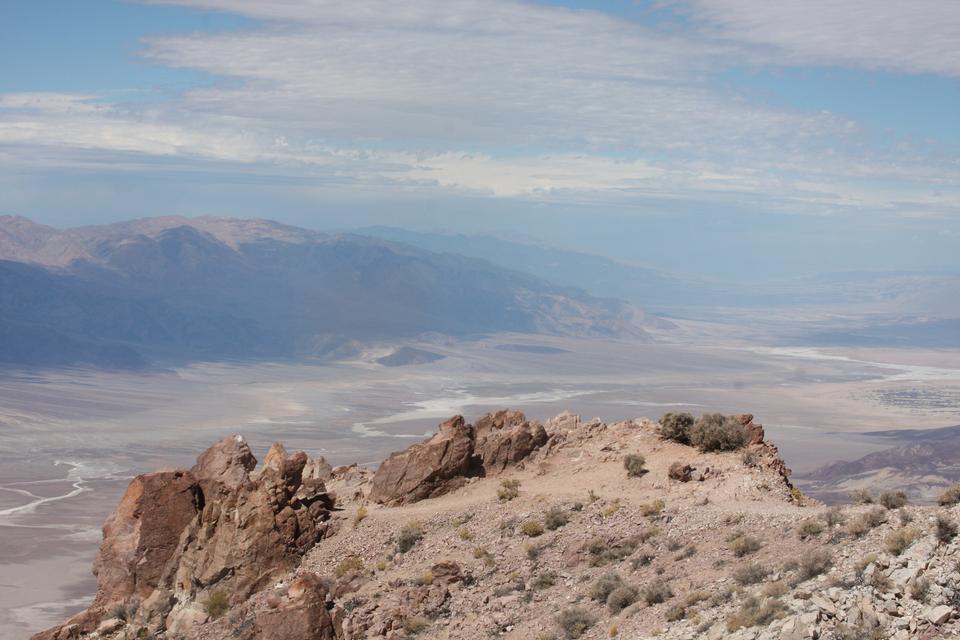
[[668, 461, 695, 482], [368, 415, 477, 505], [191, 434, 257, 496], [252, 574, 338, 640], [735, 413, 765, 445], [369, 411, 550, 505], [926, 605, 953, 625]]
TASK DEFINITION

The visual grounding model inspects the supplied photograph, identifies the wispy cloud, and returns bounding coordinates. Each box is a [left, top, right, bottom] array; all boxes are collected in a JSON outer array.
[[0, 0, 957, 221]]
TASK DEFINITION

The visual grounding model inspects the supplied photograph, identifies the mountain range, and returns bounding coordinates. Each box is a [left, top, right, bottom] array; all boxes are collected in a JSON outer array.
[[0, 216, 641, 368]]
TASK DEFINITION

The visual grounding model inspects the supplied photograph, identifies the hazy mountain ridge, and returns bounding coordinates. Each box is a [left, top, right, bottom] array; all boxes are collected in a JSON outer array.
[[0, 216, 643, 368]]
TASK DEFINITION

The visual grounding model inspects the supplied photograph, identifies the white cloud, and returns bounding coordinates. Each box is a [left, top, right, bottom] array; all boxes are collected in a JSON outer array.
[[0, 0, 956, 221], [682, 0, 960, 76]]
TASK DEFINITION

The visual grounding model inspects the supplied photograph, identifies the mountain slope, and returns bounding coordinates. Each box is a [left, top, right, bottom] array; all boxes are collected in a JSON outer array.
[[0, 216, 642, 368]]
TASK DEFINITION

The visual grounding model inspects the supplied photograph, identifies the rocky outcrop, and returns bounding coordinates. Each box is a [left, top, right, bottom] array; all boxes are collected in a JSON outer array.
[[734, 413, 765, 446], [32, 436, 334, 640], [369, 411, 550, 505], [249, 573, 338, 640]]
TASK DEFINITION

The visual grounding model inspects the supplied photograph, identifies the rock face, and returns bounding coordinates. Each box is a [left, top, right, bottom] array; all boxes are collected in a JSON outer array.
[[32, 436, 334, 640], [249, 573, 338, 640], [369, 411, 550, 505]]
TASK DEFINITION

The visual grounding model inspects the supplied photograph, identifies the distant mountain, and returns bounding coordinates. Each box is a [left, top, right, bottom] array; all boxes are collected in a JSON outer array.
[[0, 216, 643, 368], [800, 424, 960, 503]]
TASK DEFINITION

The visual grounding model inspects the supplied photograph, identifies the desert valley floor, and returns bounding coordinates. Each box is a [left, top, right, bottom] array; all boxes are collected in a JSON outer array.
[[2, 320, 959, 637]]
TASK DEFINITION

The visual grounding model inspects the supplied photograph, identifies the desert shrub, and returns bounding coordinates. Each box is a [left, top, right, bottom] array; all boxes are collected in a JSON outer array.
[[335, 556, 364, 578], [526, 541, 547, 560], [726, 596, 787, 631], [587, 535, 639, 566], [849, 489, 875, 505], [879, 491, 908, 510], [659, 412, 694, 444], [940, 484, 960, 506], [533, 571, 558, 589], [498, 478, 521, 501], [607, 585, 639, 613], [521, 519, 545, 537], [734, 563, 770, 586], [557, 607, 596, 639], [885, 528, 919, 556], [911, 577, 931, 602], [675, 545, 696, 560], [730, 534, 762, 557], [691, 413, 749, 452], [824, 506, 847, 527], [204, 590, 230, 619], [797, 550, 833, 581], [603, 500, 622, 517], [763, 580, 789, 597], [937, 515, 958, 544], [639, 499, 665, 517], [798, 519, 824, 540], [638, 526, 660, 542], [590, 572, 625, 602], [666, 538, 683, 552], [397, 523, 424, 553], [414, 570, 433, 586], [741, 449, 760, 468], [402, 616, 430, 635], [353, 506, 368, 527], [545, 506, 569, 530], [642, 579, 673, 605], [458, 527, 474, 541], [899, 508, 914, 526], [631, 553, 655, 569], [624, 453, 646, 477], [665, 603, 687, 621], [847, 507, 886, 538]]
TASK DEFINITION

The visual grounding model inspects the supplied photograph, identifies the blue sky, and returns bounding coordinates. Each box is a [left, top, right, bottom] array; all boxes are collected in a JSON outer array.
[[0, 0, 958, 278]]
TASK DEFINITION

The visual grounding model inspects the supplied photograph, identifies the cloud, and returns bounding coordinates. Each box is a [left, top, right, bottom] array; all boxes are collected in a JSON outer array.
[[0, 0, 957, 222], [682, 0, 960, 76]]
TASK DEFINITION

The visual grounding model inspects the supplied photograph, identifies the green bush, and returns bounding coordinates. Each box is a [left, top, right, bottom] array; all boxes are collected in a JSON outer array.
[[691, 413, 749, 452], [623, 454, 646, 477], [659, 412, 695, 444], [879, 491, 907, 510], [557, 607, 596, 639]]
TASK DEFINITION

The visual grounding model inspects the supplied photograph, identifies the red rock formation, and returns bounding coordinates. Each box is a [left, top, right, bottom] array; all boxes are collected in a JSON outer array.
[[249, 574, 339, 640]]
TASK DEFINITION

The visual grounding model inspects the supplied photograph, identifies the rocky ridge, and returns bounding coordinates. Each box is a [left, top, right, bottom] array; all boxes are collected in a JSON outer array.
[[33, 410, 960, 640]]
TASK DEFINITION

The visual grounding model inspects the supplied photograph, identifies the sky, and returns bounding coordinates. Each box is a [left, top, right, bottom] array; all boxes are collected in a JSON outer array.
[[0, 0, 958, 278]]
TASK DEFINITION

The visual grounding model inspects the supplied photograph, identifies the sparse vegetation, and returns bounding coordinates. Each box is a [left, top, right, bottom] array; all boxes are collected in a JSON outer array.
[[203, 590, 230, 619], [734, 563, 770, 585], [879, 491, 908, 510], [824, 506, 847, 527], [884, 527, 920, 556], [730, 533, 762, 557], [533, 571, 558, 589], [607, 585, 639, 613], [726, 596, 787, 631], [498, 478, 521, 501], [639, 499, 665, 517], [849, 489, 875, 504], [690, 413, 749, 452], [797, 549, 833, 581], [847, 507, 886, 538], [797, 519, 824, 540], [741, 449, 760, 468], [642, 578, 673, 605], [402, 615, 430, 635], [937, 515, 958, 544], [557, 607, 597, 639], [521, 519, 545, 537], [545, 506, 569, 530], [335, 556, 364, 578], [590, 572, 625, 602], [624, 453, 646, 477], [938, 484, 960, 506], [911, 577, 931, 602], [458, 527, 474, 541], [353, 506, 368, 527], [659, 412, 694, 444], [397, 523, 424, 553]]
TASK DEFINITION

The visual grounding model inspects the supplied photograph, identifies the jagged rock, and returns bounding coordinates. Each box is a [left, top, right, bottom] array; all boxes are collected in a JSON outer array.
[[167, 443, 333, 601], [369, 415, 476, 505], [191, 434, 257, 496], [251, 573, 339, 640], [735, 413, 765, 445], [165, 604, 208, 636], [369, 411, 550, 505], [475, 410, 548, 473], [95, 618, 124, 635], [431, 561, 463, 585], [926, 604, 953, 625]]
